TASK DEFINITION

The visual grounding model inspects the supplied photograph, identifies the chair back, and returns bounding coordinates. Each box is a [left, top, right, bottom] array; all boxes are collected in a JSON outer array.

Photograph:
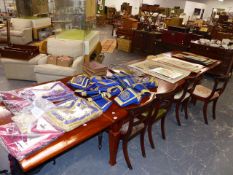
[[123, 95, 155, 139], [175, 75, 198, 101], [212, 72, 232, 96], [151, 87, 178, 122]]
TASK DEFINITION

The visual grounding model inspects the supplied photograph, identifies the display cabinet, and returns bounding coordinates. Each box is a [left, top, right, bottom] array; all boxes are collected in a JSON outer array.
[[190, 42, 233, 75]]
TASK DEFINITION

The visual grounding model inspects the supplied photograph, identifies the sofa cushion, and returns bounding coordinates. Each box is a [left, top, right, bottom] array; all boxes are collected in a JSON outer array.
[[47, 55, 57, 65], [47, 38, 84, 58], [57, 56, 73, 67], [11, 18, 32, 30], [34, 64, 77, 77]]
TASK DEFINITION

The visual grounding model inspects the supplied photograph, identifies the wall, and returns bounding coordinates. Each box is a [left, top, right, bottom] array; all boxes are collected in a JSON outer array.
[[184, 1, 206, 22]]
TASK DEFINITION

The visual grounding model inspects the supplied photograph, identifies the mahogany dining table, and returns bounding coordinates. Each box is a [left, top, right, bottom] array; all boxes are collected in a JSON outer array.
[[0, 52, 221, 173]]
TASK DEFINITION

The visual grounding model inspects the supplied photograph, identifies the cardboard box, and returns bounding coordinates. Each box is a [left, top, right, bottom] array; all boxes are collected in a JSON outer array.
[[117, 38, 132, 52]]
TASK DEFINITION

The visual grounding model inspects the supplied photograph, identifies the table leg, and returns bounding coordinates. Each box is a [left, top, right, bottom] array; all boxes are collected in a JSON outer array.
[[108, 129, 120, 166]]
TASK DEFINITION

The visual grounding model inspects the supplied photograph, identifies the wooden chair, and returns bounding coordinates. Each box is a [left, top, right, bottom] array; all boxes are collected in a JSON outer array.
[[120, 99, 155, 169], [147, 87, 177, 149], [173, 75, 201, 126], [98, 96, 155, 169], [190, 73, 232, 124]]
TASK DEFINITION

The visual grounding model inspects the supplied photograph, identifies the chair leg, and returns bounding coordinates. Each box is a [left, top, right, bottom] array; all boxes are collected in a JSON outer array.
[[98, 133, 103, 150], [184, 98, 189, 120], [140, 129, 146, 158], [161, 117, 166, 140], [212, 99, 218, 120], [122, 140, 133, 170], [203, 102, 209, 125], [148, 125, 155, 149], [175, 103, 181, 126], [191, 97, 197, 106]]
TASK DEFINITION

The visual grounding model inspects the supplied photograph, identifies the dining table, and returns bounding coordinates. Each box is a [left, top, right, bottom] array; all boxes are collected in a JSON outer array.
[[0, 51, 221, 173]]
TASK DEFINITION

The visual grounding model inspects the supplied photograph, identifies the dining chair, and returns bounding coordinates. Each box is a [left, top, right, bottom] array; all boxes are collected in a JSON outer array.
[[190, 73, 232, 124], [173, 75, 201, 126], [146, 87, 178, 149], [98, 95, 155, 169]]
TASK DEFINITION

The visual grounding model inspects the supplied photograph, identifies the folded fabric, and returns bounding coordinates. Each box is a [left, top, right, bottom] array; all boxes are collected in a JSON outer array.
[[112, 73, 136, 88], [132, 83, 150, 95], [108, 85, 123, 97], [114, 88, 141, 107], [12, 113, 37, 134], [68, 75, 90, 89], [18, 81, 74, 103], [75, 89, 100, 97], [0, 122, 62, 160], [90, 96, 113, 112], [95, 79, 119, 87], [45, 97, 102, 132]]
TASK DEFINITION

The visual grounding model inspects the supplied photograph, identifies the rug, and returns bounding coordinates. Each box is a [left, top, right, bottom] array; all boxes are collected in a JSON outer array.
[[101, 39, 116, 53]]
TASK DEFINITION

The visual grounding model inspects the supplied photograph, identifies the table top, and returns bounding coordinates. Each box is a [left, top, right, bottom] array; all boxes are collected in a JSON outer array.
[[0, 52, 221, 172]]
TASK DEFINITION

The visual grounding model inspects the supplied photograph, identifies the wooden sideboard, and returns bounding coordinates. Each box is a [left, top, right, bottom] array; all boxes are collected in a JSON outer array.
[[189, 43, 233, 75], [132, 30, 162, 54]]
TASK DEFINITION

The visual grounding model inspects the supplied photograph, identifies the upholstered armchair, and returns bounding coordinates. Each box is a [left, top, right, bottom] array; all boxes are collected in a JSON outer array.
[[0, 18, 33, 45], [34, 38, 85, 83]]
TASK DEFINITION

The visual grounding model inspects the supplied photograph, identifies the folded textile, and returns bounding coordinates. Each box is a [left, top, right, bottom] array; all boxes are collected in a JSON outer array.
[[45, 97, 102, 132], [0, 121, 62, 160], [89, 96, 113, 112], [0, 91, 32, 115], [18, 81, 74, 103], [114, 88, 141, 107], [68, 75, 90, 89]]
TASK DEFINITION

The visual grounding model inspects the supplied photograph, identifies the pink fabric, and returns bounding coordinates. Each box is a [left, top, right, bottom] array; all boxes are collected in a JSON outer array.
[[0, 121, 63, 160]]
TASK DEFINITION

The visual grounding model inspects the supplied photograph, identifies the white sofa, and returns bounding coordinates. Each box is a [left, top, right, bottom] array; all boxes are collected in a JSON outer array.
[[0, 18, 33, 45], [34, 38, 85, 83], [31, 17, 52, 40], [0, 54, 48, 81]]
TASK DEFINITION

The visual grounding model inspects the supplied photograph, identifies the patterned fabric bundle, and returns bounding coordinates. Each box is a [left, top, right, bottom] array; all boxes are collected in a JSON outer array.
[[0, 118, 63, 160], [45, 97, 102, 132], [68, 75, 90, 89], [114, 88, 142, 107], [0, 91, 32, 115], [18, 81, 75, 103], [87, 95, 112, 112], [68, 72, 158, 109]]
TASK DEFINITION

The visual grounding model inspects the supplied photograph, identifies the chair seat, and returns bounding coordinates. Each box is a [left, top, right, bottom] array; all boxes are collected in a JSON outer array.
[[193, 85, 219, 99], [142, 108, 167, 120], [174, 91, 190, 100], [120, 118, 145, 135]]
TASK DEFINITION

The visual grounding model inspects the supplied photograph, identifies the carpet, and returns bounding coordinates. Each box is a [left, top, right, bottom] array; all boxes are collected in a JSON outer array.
[[101, 39, 116, 53]]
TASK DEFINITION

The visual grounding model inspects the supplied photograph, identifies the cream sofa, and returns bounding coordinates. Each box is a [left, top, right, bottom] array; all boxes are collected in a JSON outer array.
[[34, 38, 85, 83], [0, 54, 47, 81], [31, 17, 52, 40], [0, 18, 33, 45]]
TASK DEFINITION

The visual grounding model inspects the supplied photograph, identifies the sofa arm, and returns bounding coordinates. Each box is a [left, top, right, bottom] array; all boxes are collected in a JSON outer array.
[[72, 56, 84, 73], [37, 55, 48, 65]]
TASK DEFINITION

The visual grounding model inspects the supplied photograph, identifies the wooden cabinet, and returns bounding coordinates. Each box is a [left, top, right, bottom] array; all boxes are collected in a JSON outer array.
[[132, 30, 162, 54], [162, 30, 201, 50], [190, 43, 233, 75]]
